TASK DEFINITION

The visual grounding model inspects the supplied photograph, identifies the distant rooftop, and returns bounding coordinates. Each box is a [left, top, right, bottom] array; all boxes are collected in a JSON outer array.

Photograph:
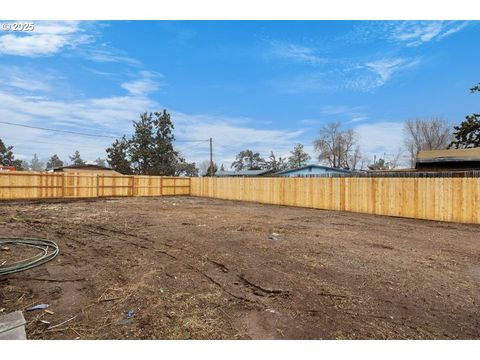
[[274, 164, 352, 176], [215, 169, 272, 177], [417, 148, 480, 163]]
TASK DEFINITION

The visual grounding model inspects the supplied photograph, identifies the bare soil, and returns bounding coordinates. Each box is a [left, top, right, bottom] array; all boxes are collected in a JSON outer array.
[[0, 196, 479, 339]]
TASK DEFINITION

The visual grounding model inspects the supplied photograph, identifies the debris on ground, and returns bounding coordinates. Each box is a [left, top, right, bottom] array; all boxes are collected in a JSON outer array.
[[0, 311, 27, 340], [117, 310, 135, 326], [26, 304, 49, 312], [268, 232, 280, 241], [47, 315, 78, 330]]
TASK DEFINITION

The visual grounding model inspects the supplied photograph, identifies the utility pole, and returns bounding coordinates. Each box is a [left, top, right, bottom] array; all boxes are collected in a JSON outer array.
[[209, 137, 213, 177]]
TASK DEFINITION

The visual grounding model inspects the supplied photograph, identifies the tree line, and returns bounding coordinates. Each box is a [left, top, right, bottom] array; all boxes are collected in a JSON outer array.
[[1, 83, 479, 174], [0, 142, 106, 171]]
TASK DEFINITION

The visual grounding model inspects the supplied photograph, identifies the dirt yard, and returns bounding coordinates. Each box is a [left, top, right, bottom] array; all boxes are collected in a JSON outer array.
[[1, 196, 479, 339]]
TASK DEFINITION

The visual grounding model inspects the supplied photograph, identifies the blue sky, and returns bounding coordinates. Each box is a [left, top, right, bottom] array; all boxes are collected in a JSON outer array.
[[0, 20, 478, 168]]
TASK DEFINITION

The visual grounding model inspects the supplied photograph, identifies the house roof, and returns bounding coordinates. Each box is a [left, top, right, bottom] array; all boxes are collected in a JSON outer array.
[[215, 169, 272, 177], [416, 148, 480, 163], [274, 164, 352, 175]]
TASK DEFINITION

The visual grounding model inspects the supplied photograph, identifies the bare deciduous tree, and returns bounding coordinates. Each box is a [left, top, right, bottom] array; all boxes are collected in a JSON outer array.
[[313, 122, 362, 169], [404, 117, 452, 167], [367, 149, 405, 170]]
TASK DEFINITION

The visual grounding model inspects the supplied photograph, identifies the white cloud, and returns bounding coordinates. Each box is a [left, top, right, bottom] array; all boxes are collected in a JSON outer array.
[[350, 116, 368, 123], [79, 48, 142, 66], [275, 56, 420, 93], [0, 77, 411, 169], [343, 21, 470, 47], [121, 71, 162, 96], [391, 21, 470, 47], [355, 121, 405, 163], [365, 57, 420, 86], [0, 80, 309, 167], [0, 21, 91, 57], [172, 111, 307, 166], [0, 88, 157, 163], [438, 22, 469, 39], [0, 65, 59, 92]]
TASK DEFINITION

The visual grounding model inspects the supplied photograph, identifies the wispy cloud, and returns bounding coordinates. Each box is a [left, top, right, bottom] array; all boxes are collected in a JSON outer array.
[[274, 56, 420, 93], [266, 40, 326, 65], [318, 105, 363, 116], [392, 21, 470, 47], [438, 22, 469, 39], [121, 71, 163, 96], [0, 21, 92, 57], [316, 105, 369, 123], [365, 57, 420, 86], [0, 65, 58, 92], [79, 48, 142, 66], [343, 21, 471, 47]]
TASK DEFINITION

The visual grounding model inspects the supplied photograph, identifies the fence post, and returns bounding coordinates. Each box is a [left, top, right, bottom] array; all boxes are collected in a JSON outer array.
[[61, 173, 65, 199], [96, 174, 100, 198]]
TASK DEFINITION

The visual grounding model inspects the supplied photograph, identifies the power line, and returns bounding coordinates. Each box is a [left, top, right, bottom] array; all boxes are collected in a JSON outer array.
[[0, 120, 209, 143], [177, 140, 209, 153], [0, 121, 119, 139]]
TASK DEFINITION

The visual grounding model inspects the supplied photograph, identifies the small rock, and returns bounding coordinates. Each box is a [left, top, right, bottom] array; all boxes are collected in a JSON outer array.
[[268, 233, 281, 241]]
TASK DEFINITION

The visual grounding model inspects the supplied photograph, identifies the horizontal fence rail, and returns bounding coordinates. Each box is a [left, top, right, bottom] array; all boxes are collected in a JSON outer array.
[[0, 172, 190, 200], [190, 177, 480, 224]]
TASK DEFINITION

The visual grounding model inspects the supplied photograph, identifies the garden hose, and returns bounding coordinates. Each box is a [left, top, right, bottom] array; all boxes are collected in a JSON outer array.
[[0, 238, 59, 276]]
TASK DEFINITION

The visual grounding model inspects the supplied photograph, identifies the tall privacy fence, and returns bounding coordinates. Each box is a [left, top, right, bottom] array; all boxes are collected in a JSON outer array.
[[190, 177, 480, 224], [1, 172, 480, 224], [0, 172, 190, 200]]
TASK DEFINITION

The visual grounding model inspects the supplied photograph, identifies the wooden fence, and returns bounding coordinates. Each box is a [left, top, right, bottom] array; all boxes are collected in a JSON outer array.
[[2, 173, 479, 224], [0, 172, 190, 200], [190, 177, 480, 224]]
